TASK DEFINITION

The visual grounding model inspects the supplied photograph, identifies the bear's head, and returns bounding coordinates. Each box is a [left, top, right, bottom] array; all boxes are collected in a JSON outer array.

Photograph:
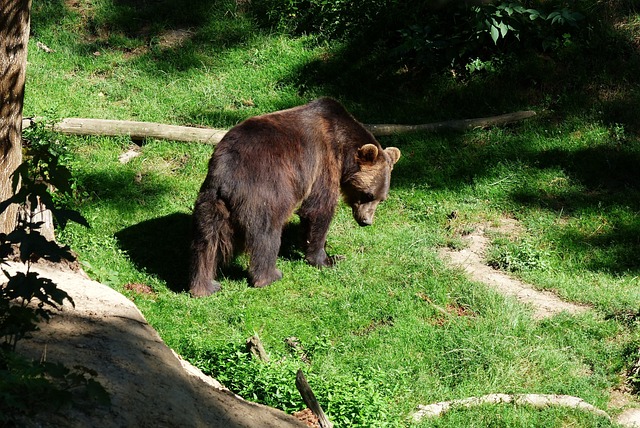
[[342, 144, 401, 226]]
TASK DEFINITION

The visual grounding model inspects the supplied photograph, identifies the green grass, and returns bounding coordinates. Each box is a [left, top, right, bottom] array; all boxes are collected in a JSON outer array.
[[22, 1, 640, 426]]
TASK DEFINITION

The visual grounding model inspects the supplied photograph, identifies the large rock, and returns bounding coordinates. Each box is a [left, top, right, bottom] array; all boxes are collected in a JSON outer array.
[[12, 262, 306, 428]]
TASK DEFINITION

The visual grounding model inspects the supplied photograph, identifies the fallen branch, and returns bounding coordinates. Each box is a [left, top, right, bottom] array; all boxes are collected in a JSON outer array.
[[364, 110, 536, 136], [412, 393, 610, 422], [295, 369, 333, 428], [21, 117, 226, 144], [22, 110, 536, 144]]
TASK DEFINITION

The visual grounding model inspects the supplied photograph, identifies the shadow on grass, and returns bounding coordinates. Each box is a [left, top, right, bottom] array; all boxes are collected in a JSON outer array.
[[115, 213, 192, 293], [32, 0, 254, 75], [560, 222, 640, 273], [511, 146, 640, 274], [386, 116, 640, 275], [531, 146, 640, 202], [115, 213, 308, 293]]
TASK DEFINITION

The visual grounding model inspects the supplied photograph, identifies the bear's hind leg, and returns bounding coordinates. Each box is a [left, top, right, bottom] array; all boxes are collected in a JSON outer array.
[[189, 196, 231, 297], [246, 228, 283, 288], [190, 245, 222, 297]]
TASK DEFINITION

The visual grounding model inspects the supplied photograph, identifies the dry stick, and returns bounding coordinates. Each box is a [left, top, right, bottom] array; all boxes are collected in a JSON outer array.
[[295, 369, 333, 428], [22, 110, 536, 144], [412, 393, 611, 422]]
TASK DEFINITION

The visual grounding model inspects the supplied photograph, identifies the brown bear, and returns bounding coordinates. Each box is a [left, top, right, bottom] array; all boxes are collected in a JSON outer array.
[[189, 98, 401, 297]]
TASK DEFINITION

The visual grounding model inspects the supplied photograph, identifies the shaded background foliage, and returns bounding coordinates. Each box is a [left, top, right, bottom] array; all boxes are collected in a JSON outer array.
[[28, 0, 640, 128], [251, 0, 596, 68], [245, 0, 640, 134]]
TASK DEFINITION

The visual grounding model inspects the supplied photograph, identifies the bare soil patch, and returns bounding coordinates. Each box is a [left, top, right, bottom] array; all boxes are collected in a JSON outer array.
[[439, 218, 590, 320]]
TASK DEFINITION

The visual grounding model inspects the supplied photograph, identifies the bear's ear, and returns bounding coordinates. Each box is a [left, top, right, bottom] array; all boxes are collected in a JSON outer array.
[[357, 144, 379, 164], [385, 147, 401, 165]]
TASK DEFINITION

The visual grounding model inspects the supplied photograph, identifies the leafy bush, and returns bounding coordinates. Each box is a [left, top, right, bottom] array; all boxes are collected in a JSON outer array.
[[315, 370, 403, 427], [188, 342, 303, 412], [252, 0, 585, 72], [472, 3, 583, 46], [250, 0, 400, 39], [396, 2, 584, 70], [182, 340, 403, 426]]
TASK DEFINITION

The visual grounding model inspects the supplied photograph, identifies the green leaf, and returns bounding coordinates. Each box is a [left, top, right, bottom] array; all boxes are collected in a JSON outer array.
[[498, 21, 510, 38], [490, 24, 500, 44]]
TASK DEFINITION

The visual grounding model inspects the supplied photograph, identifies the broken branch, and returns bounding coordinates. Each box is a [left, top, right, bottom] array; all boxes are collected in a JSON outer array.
[[57, 118, 228, 144], [245, 335, 270, 362], [295, 369, 333, 428], [364, 110, 536, 136]]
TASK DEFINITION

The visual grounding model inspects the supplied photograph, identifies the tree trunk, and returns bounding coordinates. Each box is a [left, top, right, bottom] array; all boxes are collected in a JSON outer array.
[[0, 0, 31, 234]]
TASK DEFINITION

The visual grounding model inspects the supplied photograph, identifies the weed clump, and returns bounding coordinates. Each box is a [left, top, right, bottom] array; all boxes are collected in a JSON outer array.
[[487, 237, 551, 273]]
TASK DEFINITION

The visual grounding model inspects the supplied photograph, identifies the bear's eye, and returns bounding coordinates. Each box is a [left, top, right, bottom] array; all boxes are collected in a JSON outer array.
[[362, 193, 375, 202]]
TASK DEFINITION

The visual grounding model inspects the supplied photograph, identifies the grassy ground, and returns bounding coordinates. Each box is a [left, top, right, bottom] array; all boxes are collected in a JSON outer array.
[[23, 0, 640, 426]]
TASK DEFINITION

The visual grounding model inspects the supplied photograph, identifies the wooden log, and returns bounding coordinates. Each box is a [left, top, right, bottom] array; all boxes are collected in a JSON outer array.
[[55, 118, 229, 144], [22, 110, 536, 144], [22, 117, 228, 144], [364, 110, 536, 136], [295, 369, 333, 428]]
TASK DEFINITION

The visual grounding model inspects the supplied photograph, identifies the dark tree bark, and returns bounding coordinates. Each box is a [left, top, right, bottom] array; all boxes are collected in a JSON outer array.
[[0, 0, 31, 234]]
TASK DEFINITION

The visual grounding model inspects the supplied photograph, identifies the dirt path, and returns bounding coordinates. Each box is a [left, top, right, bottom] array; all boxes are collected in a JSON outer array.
[[438, 218, 640, 427], [439, 219, 589, 319]]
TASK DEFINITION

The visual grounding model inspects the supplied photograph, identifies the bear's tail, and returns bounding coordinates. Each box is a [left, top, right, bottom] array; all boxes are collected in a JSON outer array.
[[189, 194, 233, 297]]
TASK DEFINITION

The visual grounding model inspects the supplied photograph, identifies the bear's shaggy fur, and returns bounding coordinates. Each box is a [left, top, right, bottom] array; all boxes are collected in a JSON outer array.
[[189, 98, 400, 297]]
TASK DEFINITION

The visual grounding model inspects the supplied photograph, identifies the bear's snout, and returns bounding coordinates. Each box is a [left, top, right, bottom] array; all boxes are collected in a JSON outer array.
[[356, 216, 373, 226], [352, 203, 378, 226]]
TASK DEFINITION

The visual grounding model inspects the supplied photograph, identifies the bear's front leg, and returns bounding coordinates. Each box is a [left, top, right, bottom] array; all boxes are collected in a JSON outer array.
[[299, 215, 342, 268], [246, 228, 284, 288]]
